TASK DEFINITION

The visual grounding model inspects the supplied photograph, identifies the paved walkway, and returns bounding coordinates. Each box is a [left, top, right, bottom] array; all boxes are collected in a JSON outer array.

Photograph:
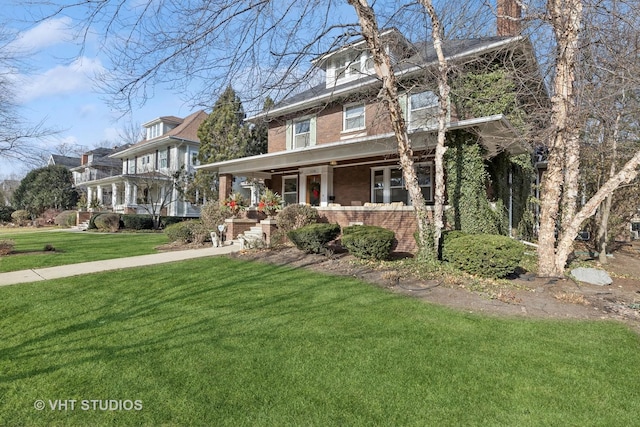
[[0, 243, 241, 287]]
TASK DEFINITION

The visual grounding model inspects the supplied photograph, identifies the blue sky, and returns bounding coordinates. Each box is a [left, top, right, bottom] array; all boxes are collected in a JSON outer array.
[[0, 6, 201, 178]]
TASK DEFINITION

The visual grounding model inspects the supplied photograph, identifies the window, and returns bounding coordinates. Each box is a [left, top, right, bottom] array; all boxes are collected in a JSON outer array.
[[191, 152, 199, 166], [344, 103, 365, 131], [158, 150, 168, 168], [294, 119, 311, 148], [127, 158, 135, 174], [283, 176, 298, 205], [371, 164, 433, 204], [409, 91, 439, 129], [334, 55, 366, 82], [147, 123, 162, 140]]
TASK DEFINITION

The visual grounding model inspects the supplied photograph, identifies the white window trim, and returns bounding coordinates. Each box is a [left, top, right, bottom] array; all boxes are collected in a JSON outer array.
[[286, 115, 316, 150], [370, 162, 434, 204], [343, 102, 366, 133]]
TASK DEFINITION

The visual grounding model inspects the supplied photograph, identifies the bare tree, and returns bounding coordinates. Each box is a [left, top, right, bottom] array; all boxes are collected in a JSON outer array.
[[0, 24, 56, 164]]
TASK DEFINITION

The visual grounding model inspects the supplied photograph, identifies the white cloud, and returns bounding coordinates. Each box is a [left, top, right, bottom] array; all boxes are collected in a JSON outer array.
[[17, 57, 106, 103], [11, 17, 75, 53]]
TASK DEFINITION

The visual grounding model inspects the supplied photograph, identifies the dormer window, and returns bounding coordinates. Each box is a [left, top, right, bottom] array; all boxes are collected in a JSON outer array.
[[147, 123, 162, 139]]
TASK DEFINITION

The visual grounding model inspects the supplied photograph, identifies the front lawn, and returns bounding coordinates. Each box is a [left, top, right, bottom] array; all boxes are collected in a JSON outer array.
[[0, 231, 168, 272], [1, 257, 639, 426]]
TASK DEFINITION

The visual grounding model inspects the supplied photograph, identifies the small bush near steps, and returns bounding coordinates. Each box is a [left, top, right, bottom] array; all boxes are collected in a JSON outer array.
[[94, 213, 121, 232], [165, 221, 210, 244], [442, 233, 524, 279], [341, 225, 396, 260], [287, 223, 340, 254]]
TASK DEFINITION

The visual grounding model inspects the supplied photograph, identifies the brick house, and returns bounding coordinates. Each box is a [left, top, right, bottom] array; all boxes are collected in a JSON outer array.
[[78, 110, 207, 217], [198, 16, 538, 252]]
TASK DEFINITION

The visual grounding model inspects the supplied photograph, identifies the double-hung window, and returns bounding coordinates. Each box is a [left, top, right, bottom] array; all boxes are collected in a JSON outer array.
[[159, 150, 168, 169], [294, 119, 311, 148], [344, 103, 365, 132], [371, 163, 433, 204], [287, 116, 315, 150], [409, 91, 439, 129]]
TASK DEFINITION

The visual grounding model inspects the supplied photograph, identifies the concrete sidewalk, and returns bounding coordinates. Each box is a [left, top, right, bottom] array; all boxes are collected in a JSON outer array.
[[0, 243, 241, 287]]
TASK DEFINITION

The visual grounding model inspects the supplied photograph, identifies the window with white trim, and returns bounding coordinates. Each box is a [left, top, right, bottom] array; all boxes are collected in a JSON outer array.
[[127, 158, 135, 174], [343, 103, 365, 131], [159, 150, 168, 168], [371, 163, 433, 204], [409, 91, 439, 129], [147, 123, 162, 140], [283, 176, 298, 205], [294, 119, 311, 148]]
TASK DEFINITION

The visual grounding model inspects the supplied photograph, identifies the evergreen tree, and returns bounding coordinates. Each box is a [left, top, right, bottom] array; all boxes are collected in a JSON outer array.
[[197, 86, 251, 164], [246, 97, 273, 157], [12, 165, 79, 215]]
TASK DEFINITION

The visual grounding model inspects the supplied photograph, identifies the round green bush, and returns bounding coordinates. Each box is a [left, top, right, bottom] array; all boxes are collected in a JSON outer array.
[[341, 225, 396, 260], [200, 202, 231, 230], [93, 213, 121, 232], [287, 223, 340, 254], [0, 206, 16, 223], [442, 233, 525, 278]]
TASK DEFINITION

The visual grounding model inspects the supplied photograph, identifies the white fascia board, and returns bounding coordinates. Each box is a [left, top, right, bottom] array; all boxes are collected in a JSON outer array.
[[197, 115, 525, 175], [110, 137, 198, 159], [248, 36, 524, 122]]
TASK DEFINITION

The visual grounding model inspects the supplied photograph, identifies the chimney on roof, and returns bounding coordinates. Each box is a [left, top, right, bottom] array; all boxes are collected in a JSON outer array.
[[497, 0, 522, 37]]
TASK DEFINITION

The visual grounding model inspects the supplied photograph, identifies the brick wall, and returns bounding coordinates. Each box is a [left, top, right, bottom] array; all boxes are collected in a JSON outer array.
[[318, 206, 421, 254], [332, 165, 371, 206]]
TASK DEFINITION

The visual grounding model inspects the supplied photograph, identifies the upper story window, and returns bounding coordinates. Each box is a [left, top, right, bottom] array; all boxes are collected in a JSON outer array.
[[191, 152, 199, 166], [286, 116, 316, 150], [127, 158, 135, 174], [343, 103, 365, 132], [158, 149, 168, 168], [409, 91, 439, 129], [333, 54, 371, 84], [147, 123, 162, 140]]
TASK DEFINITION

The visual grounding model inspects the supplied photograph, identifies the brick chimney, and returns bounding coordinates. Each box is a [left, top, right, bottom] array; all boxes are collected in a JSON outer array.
[[497, 0, 522, 36]]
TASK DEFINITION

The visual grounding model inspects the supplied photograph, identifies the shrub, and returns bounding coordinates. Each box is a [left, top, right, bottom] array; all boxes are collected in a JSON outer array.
[[0, 239, 15, 256], [11, 210, 30, 226], [200, 202, 231, 230], [165, 221, 210, 244], [287, 223, 340, 254], [121, 214, 155, 230], [276, 204, 319, 233], [94, 213, 121, 232], [341, 225, 396, 260], [54, 211, 77, 228], [0, 206, 15, 223], [442, 233, 525, 279], [161, 216, 189, 228]]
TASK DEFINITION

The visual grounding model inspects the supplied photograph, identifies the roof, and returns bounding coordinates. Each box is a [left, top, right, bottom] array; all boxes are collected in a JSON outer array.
[[111, 110, 208, 158], [198, 115, 527, 176], [49, 154, 81, 168], [249, 35, 525, 121]]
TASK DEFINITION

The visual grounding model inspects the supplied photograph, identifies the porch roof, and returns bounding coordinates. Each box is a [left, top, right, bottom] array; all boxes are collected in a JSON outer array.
[[197, 114, 526, 177]]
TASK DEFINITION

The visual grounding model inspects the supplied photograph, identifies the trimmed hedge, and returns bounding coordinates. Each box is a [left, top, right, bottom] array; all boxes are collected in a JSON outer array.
[[94, 213, 121, 232], [276, 204, 319, 233], [341, 225, 396, 260], [54, 210, 77, 228], [442, 233, 524, 279], [287, 223, 340, 254], [121, 214, 155, 230], [165, 220, 210, 244]]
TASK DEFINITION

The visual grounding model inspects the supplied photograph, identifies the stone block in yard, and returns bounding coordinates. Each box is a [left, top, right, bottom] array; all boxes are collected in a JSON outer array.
[[571, 267, 613, 286]]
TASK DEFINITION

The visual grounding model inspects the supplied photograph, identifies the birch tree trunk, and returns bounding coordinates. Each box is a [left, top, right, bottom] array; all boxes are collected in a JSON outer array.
[[347, 0, 434, 258], [596, 112, 620, 264], [419, 0, 450, 256], [537, 0, 583, 277]]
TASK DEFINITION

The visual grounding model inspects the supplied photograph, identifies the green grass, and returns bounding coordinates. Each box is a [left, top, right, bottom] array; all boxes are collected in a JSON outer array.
[[1, 257, 639, 426], [0, 231, 168, 272]]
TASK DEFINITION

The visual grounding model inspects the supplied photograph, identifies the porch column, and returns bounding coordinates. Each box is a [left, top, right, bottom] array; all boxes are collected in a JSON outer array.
[[111, 183, 118, 207], [124, 182, 131, 204], [219, 174, 233, 204], [96, 185, 103, 205], [87, 187, 93, 204], [132, 184, 138, 204]]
